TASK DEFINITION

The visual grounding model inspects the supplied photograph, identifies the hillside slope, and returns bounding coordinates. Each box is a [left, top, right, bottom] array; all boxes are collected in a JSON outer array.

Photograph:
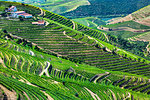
[[109, 5, 150, 26], [72, 17, 106, 28], [1, 1, 150, 99], [5, 0, 90, 14], [62, 0, 150, 17]]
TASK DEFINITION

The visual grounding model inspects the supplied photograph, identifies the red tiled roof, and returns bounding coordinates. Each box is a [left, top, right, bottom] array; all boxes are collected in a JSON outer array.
[[32, 22, 38, 24], [15, 11, 25, 14], [38, 21, 45, 24], [18, 13, 32, 16], [9, 6, 16, 9]]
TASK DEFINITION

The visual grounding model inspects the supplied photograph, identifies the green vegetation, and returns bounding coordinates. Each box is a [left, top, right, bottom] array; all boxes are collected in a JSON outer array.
[[1, 1, 150, 99], [103, 21, 150, 30], [100, 20, 150, 60], [62, 0, 150, 17], [5, 0, 90, 14], [132, 31, 150, 41], [72, 17, 106, 28]]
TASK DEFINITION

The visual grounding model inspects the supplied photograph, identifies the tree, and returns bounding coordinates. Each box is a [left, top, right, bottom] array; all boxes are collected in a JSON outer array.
[[75, 93, 79, 97], [34, 46, 40, 51], [1, 12, 7, 17], [19, 16, 24, 21], [3, 29, 7, 33], [8, 5, 12, 8], [16, 39, 22, 44]]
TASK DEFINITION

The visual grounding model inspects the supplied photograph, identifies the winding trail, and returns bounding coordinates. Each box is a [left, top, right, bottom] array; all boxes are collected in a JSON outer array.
[[39, 8, 44, 17], [29, 50, 35, 56], [42, 91, 54, 100], [84, 87, 101, 100], [146, 42, 150, 53], [109, 89, 117, 100], [39, 61, 50, 77], [103, 32, 109, 42], [72, 21, 76, 30], [123, 93, 131, 100], [0, 57, 6, 68]]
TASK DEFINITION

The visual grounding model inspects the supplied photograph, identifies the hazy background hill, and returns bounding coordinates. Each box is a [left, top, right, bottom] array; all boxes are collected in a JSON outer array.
[[62, 0, 150, 17], [109, 5, 150, 26], [2, 0, 90, 14]]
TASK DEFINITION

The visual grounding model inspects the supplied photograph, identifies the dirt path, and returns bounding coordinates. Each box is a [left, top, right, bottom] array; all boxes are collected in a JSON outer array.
[[84, 87, 101, 100], [98, 26, 148, 33], [123, 92, 131, 100], [29, 50, 35, 56], [72, 21, 76, 30], [103, 32, 109, 42], [109, 89, 117, 100], [0, 57, 6, 68], [63, 31, 76, 41], [42, 91, 54, 100], [0, 84, 17, 100], [39, 61, 50, 77], [39, 8, 44, 17], [45, 21, 49, 26], [146, 42, 150, 52], [23, 91, 30, 100]]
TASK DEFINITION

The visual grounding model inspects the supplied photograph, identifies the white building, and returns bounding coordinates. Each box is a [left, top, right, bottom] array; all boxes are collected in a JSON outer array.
[[8, 6, 17, 12], [11, 11, 33, 18]]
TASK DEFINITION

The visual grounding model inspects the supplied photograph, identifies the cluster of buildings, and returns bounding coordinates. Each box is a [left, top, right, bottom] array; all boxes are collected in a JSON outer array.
[[5, 6, 46, 26], [6, 6, 33, 18]]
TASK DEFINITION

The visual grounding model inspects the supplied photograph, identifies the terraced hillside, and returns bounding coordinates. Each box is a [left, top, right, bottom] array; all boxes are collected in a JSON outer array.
[[1, 1, 150, 99], [0, 32, 150, 99], [1, 15, 150, 77]]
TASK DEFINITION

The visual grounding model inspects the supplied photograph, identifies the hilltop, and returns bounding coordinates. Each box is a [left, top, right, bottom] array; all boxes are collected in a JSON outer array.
[[62, 0, 150, 17], [2, 0, 90, 14], [1, 1, 150, 99], [108, 5, 150, 26]]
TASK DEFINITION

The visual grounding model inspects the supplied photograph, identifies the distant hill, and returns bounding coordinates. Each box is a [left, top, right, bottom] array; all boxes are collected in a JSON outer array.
[[109, 5, 150, 26], [3, 0, 90, 14], [99, 5, 150, 60], [62, 0, 150, 17]]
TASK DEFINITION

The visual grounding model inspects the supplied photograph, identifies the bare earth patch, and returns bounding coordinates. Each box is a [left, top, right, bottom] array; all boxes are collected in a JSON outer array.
[[0, 84, 17, 100], [0, 57, 6, 68]]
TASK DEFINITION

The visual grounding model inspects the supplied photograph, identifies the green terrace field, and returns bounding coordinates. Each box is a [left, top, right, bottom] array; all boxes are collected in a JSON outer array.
[[103, 21, 150, 30], [1, 1, 150, 99], [0, 34, 150, 99], [101, 21, 150, 38], [2, 18, 150, 78]]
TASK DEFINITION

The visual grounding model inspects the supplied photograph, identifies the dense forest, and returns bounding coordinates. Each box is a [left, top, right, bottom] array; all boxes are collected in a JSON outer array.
[[62, 0, 150, 17]]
